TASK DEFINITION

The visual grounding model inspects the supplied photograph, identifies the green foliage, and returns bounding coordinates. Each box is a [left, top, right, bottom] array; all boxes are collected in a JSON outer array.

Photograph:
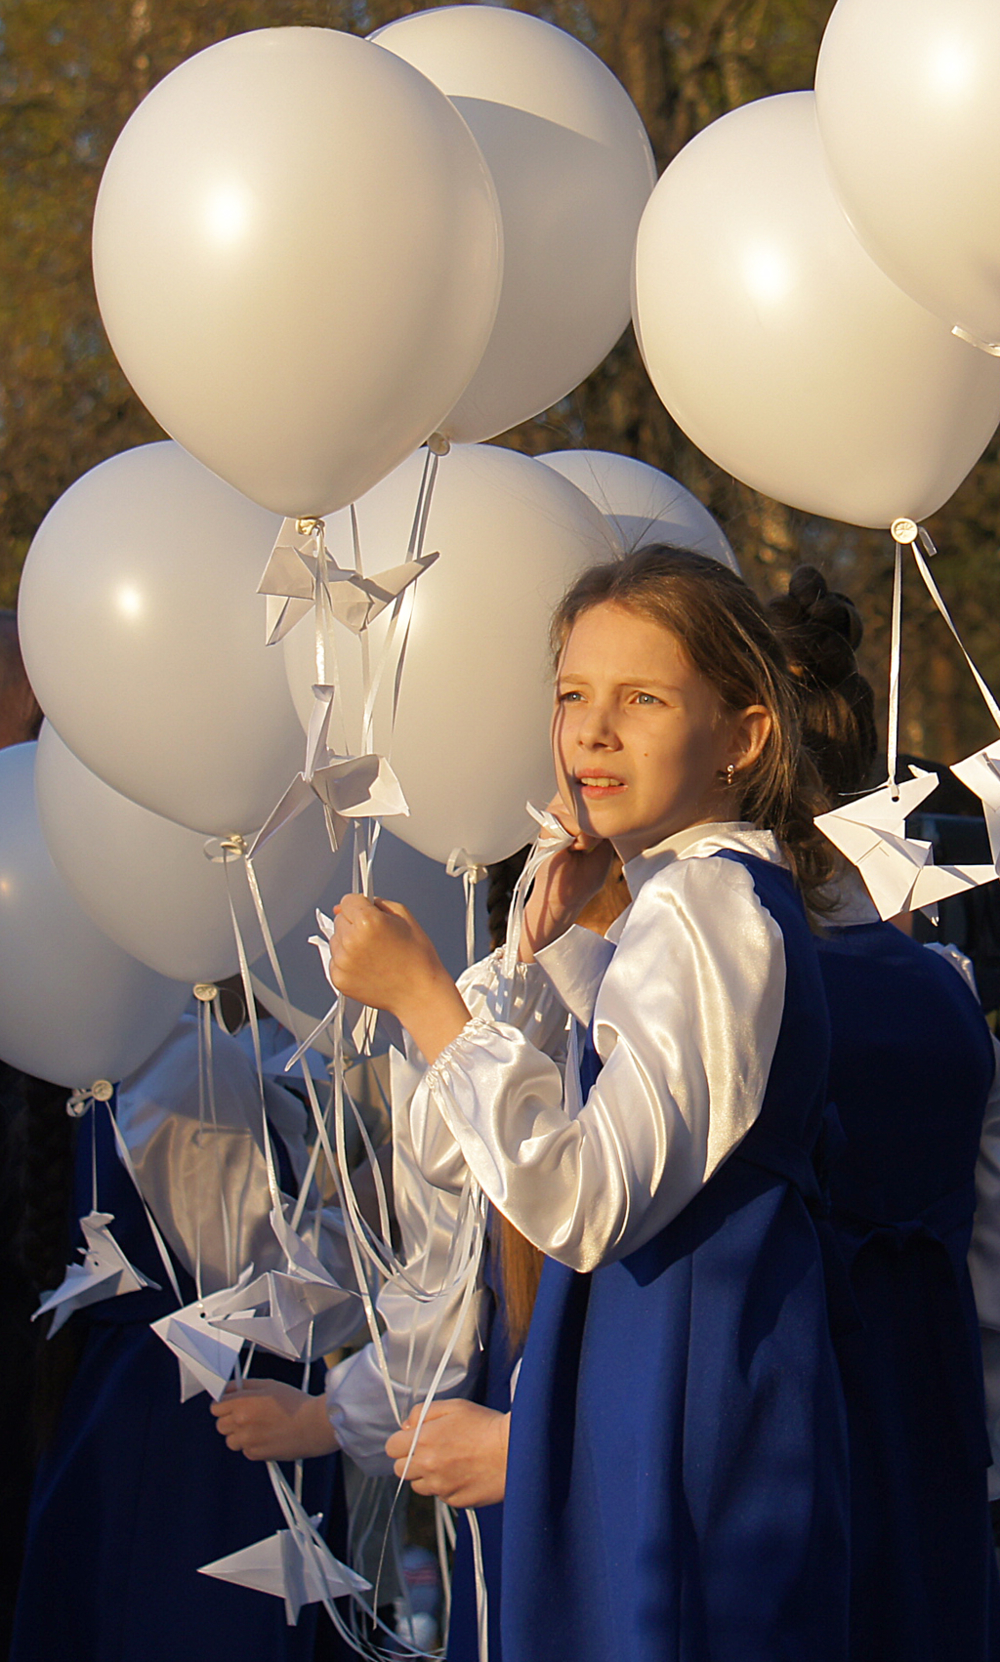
[[2, 0, 998, 761]]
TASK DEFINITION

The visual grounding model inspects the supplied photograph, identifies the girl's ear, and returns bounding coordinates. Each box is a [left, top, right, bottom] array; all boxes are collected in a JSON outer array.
[[731, 705, 772, 774]]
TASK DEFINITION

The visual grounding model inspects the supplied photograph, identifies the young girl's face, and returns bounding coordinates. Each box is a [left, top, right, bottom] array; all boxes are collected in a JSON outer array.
[[553, 601, 761, 863]]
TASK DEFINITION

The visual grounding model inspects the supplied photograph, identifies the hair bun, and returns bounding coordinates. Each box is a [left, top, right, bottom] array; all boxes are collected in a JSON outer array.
[[785, 564, 864, 653]]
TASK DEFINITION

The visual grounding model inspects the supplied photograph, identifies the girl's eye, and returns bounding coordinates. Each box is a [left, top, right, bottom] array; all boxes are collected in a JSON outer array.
[[557, 689, 583, 704], [635, 692, 662, 706]]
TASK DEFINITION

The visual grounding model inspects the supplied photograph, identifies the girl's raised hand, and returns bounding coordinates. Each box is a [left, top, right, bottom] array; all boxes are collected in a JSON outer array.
[[210, 1380, 339, 1461], [385, 1399, 509, 1510], [330, 894, 470, 1064], [520, 795, 615, 960]]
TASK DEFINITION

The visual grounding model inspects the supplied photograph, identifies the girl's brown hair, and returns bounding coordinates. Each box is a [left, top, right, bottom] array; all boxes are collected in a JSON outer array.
[[495, 545, 840, 1352], [549, 544, 840, 913], [767, 565, 878, 801]]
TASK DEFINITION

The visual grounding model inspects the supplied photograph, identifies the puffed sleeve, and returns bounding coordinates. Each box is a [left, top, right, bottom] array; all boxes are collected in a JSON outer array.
[[409, 855, 787, 1274], [968, 1036, 1000, 1500]]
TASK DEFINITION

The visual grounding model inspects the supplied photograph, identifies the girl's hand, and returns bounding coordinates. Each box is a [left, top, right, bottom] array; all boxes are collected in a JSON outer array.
[[521, 796, 614, 960], [210, 1380, 338, 1461], [385, 1399, 509, 1509], [330, 894, 470, 1063]]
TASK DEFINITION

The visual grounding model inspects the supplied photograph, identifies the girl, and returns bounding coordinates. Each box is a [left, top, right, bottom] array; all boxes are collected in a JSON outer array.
[[326, 546, 851, 1661], [770, 566, 1000, 1662]]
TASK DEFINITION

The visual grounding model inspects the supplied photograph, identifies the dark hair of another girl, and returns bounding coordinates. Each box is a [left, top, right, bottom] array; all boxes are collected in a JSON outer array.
[[767, 566, 878, 801], [550, 544, 840, 916]]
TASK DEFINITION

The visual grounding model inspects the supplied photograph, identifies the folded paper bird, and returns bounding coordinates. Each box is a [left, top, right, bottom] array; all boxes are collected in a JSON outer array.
[[257, 516, 438, 644], [150, 1267, 254, 1401], [33, 1211, 158, 1337], [208, 1207, 356, 1363], [815, 767, 996, 920], [199, 1512, 369, 1625]]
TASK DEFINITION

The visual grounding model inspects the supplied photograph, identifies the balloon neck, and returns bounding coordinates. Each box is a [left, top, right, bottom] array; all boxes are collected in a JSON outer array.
[[426, 431, 451, 457], [193, 983, 219, 1003], [890, 517, 919, 545], [951, 324, 1000, 357], [295, 516, 325, 536]]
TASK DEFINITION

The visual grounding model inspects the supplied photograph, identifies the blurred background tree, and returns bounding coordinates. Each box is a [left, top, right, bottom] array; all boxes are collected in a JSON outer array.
[[3, 0, 998, 764]]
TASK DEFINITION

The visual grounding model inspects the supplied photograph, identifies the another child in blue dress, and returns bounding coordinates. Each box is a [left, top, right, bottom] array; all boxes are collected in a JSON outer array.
[[769, 565, 1000, 1662], [323, 547, 851, 1661]]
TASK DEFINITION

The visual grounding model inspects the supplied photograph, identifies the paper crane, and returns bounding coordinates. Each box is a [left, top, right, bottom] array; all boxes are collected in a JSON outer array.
[[199, 1513, 370, 1625], [33, 1211, 158, 1337], [150, 1267, 254, 1402], [208, 1207, 357, 1363], [816, 767, 996, 920], [950, 738, 1000, 869], [249, 682, 407, 858], [256, 516, 438, 644]]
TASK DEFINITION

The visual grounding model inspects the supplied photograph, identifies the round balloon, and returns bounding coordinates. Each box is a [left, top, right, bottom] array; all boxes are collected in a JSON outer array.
[[816, 0, 1000, 348], [93, 27, 502, 517], [632, 92, 1000, 529], [283, 443, 614, 864], [251, 828, 483, 1054], [35, 722, 336, 985], [373, 6, 655, 444], [538, 449, 739, 570], [0, 743, 190, 1088], [18, 442, 306, 837]]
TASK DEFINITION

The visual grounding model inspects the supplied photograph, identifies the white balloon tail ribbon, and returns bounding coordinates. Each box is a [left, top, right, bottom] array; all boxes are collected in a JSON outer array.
[[446, 849, 488, 966], [150, 1267, 254, 1402], [33, 1210, 158, 1337], [816, 768, 996, 919], [499, 805, 576, 1005], [951, 324, 1000, 358]]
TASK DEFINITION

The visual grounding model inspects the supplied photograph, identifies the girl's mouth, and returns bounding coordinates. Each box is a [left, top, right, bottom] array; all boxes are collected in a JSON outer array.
[[576, 775, 626, 797]]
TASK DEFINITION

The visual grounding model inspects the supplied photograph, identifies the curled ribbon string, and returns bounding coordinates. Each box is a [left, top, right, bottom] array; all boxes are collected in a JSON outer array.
[[218, 837, 283, 1216], [102, 1098, 183, 1306], [910, 531, 1000, 734], [500, 806, 576, 1015], [887, 535, 904, 801]]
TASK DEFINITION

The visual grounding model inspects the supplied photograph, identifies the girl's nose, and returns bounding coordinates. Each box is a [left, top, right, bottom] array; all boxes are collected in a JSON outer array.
[[579, 701, 619, 748]]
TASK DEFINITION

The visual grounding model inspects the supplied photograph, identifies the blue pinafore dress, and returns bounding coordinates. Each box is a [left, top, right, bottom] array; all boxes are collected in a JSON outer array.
[[499, 853, 850, 1662], [818, 920, 1000, 1662], [10, 1095, 346, 1662]]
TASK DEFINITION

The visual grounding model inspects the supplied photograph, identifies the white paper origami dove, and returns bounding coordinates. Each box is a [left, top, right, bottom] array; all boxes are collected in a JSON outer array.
[[33, 1211, 158, 1337], [950, 738, 1000, 870], [816, 768, 996, 920], [257, 515, 438, 644], [250, 683, 408, 858], [199, 1513, 370, 1625], [208, 1207, 356, 1363], [150, 1267, 253, 1402]]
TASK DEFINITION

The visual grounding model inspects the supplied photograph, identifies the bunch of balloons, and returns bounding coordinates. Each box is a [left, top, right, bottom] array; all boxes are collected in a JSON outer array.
[[633, 0, 1000, 530], [3, 6, 700, 1090]]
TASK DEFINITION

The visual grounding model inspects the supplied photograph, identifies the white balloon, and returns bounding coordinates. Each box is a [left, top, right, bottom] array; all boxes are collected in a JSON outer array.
[[0, 744, 190, 1088], [632, 93, 1000, 529], [35, 723, 335, 985], [283, 444, 614, 864], [373, 6, 655, 444], [93, 27, 502, 517], [538, 450, 739, 570], [18, 442, 305, 837], [251, 829, 484, 1054], [816, 0, 1000, 348]]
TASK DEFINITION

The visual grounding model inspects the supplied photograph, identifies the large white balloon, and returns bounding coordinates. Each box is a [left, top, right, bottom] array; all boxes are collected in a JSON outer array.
[[251, 829, 484, 1054], [816, 0, 1000, 348], [283, 444, 614, 864], [373, 6, 655, 444], [18, 442, 305, 837], [538, 450, 739, 570], [0, 744, 190, 1088], [35, 723, 335, 985], [632, 92, 1000, 529], [93, 27, 502, 517]]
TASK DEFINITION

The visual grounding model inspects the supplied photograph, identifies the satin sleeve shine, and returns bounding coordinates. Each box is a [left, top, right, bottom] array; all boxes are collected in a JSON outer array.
[[411, 855, 786, 1274], [968, 1037, 1000, 1499]]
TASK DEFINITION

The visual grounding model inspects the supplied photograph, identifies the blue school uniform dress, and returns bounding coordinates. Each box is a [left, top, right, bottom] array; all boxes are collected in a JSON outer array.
[[817, 901, 1000, 1662], [11, 1019, 355, 1662], [409, 823, 850, 1662]]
